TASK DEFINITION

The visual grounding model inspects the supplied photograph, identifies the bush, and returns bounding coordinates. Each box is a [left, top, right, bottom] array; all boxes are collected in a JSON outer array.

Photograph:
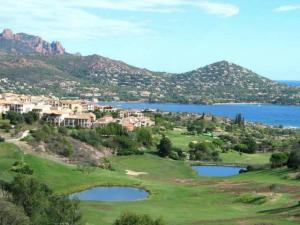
[[236, 193, 267, 205], [157, 136, 172, 157], [111, 136, 141, 156], [169, 147, 187, 161], [6, 175, 82, 225], [136, 128, 153, 147], [287, 150, 300, 169], [270, 152, 289, 168], [114, 212, 165, 225], [11, 161, 34, 175], [189, 142, 220, 161], [0, 199, 30, 225], [0, 136, 5, 142]]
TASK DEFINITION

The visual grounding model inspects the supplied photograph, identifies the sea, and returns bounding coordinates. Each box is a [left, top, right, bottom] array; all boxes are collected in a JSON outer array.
[[100, 81, 300, 128], [101, 102, 300, 128]]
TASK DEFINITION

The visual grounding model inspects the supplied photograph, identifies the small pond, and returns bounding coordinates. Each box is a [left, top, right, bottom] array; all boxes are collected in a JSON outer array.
[[70, 187, 149, 202], [193, 165, 245, 177]]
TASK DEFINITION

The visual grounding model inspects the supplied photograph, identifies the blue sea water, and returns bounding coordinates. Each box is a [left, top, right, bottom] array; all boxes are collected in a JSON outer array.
[[70, 187, 149, 202], [101, 102, 300, 128], [278, 80, 300, 87], [192, 166, 244, 177]]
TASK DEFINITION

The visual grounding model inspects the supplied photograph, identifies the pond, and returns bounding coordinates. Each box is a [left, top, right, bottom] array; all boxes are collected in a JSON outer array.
[[70, 187, 149, 202], [193, 165, 245, 177]]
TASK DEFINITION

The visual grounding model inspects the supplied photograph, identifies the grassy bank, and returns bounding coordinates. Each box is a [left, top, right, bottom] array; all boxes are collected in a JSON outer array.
[[1, 142, 299, 225]]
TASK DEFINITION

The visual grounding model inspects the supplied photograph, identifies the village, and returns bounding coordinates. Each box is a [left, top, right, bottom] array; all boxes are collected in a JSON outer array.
[[0, 92, 155, 131]]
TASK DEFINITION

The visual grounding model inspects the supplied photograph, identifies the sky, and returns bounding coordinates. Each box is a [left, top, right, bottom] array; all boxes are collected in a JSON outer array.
[[0, 0, 300, 80]]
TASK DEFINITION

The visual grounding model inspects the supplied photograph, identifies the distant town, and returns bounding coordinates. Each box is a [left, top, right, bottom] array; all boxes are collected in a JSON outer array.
[[0, 92, 154, 131]]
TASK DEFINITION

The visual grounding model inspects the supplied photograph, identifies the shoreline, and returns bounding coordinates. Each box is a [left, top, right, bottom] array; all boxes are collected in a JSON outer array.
[[100, 101, 300, 107]]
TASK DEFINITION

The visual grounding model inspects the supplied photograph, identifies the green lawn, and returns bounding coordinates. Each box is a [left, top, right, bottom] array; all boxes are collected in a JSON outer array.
[[0, 142, 300, 225], [220, 150, 272, 165], [164, 129, 272, 166], [162, 129, 213, 151]]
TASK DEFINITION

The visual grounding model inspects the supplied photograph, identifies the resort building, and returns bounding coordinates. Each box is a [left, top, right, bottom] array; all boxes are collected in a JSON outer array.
[[63, 113, 96, 128]]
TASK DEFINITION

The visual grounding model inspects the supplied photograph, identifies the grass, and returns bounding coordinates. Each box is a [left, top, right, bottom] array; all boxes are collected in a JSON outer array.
[[164, 128, 272, 166], [162, 129, 213, 151], [220, 150, 272, 165], [1, 142, 300, 225]]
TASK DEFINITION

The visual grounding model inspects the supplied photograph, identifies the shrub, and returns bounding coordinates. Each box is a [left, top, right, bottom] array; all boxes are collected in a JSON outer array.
[[6, 175, 82, 225], [157, 136, 172, 157], [269, 152, 289, 168], [236, 193, 267, 205], [0, 199, 30, 225], [136, 128, 153, 147], [189, 142, 220, 161], [112, 136, 141, 156], [11, 161, 34, 175], [287, 150, 300, 169], [114, 212, 165, 225]]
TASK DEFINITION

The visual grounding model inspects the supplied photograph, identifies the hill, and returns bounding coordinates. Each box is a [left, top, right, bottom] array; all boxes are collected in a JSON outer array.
[[0, 28, 299, 104]]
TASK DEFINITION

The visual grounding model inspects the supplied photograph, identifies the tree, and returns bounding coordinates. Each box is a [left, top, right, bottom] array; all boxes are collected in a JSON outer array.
[[0, 199, 30, 225], [136, 128, 153, 147], [287, 150, 300, 169], [189, 142, 220, 161], [98, 123, 127, 136], [112, 136, 141, 156], [157, 136, 172, 157], [242, 136, 257, 154], [270, 152, 289, 168], [47, 196, 82, 225], [5, 175, 82, 225], [234, 113, 245, 126], [4, 111, 24, 125], [23, 112, 39, 124], [8, 175, 52, 225], [114, 212, 165, 225]]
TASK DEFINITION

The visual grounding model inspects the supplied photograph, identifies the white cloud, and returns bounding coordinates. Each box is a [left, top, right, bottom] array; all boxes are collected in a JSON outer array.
[[71, 0, 239, 17], [197, 1, 240, 17], [0, 0, 150, 40], [0, 0, 239, 41], [274, 4, 300, 12]]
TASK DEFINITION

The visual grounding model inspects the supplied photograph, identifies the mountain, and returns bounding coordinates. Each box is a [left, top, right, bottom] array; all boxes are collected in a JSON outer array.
[[0, 29, 65, 55], [0, 29, 299, 105]]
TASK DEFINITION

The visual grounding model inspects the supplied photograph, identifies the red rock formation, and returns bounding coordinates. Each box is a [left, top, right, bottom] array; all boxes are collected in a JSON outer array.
[[0, 28, 65, 55]]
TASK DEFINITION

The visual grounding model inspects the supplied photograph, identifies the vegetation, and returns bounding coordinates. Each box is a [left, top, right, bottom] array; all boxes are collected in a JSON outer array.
[[1, 175, 81, 225], [3, 111, 39, 125], [189, 142, 220, 161], [114, 212, 165, 225], [1, 142, 300, 225], [1, 108, 300, 225], [270, 152, 289, 168], [1, 32, 300, 104], [30, 124, 74, 157]]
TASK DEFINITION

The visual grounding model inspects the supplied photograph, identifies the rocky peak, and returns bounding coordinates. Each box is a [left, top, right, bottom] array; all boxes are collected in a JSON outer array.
[[50, 41, 65, 55], [0, 28, 65, 55], [1, 28, 14, 39]]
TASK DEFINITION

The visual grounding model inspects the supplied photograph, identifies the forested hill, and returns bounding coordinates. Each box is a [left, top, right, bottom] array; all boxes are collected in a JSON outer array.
[[0, 28, 300, 105]]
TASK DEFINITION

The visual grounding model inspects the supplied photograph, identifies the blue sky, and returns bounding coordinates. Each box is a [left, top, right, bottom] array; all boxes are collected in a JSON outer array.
[[0, 0, 300, 80]]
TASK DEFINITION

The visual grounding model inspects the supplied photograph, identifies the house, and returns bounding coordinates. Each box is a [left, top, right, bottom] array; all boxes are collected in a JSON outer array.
[[59, 100, 83, 112], [119, 109, 143, 118], [63, 112, 96, 128], [96, 105, 118, 113], [93, 115, 116, 127], [0, 100, 10, 114], [42, 110, 70, 125], [120, 116, 154, 131], [32, 104, 52, 118], [82, 101, 95, 111], [8, 102, 35, 114]]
